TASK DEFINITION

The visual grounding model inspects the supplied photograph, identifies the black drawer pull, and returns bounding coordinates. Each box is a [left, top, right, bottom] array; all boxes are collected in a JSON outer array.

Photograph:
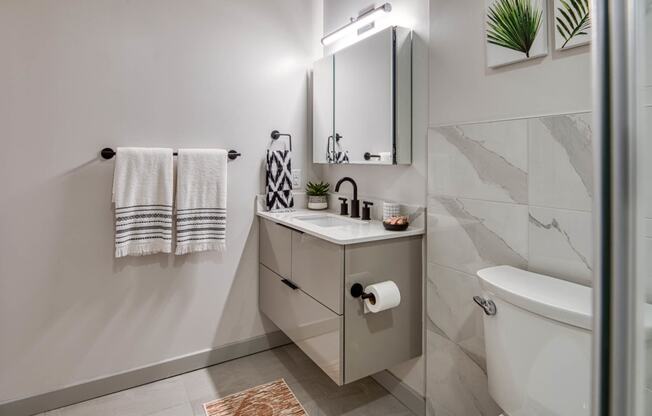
[[276, 222, 303, 234], [281, 278, 300, 290]]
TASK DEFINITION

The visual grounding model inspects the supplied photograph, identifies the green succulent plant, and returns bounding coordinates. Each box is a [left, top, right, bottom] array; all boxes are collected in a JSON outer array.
[[306, 181, 330, 197], [486, 0, 544, 58], [556, 0, 590, 49]]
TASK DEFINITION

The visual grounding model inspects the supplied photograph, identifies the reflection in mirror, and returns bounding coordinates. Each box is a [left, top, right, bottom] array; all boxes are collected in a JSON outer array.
[[313, 55, 335, 163], [312, 26, 412, 165], [334, 27, 392, 164]]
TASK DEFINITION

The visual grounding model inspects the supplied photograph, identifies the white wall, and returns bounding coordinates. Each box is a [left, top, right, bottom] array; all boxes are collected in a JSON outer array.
[[429, 0, 591, 126], [0, 0, 319, 403], [318, 0, 430, 396]]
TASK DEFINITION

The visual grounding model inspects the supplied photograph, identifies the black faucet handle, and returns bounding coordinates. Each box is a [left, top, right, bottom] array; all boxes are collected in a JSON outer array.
[[338, 197, 349, 216], [361, 200, 373, 221]]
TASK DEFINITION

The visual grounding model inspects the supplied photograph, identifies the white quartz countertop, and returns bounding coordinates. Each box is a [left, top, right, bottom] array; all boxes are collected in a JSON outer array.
[[256, 208, 424, 245]]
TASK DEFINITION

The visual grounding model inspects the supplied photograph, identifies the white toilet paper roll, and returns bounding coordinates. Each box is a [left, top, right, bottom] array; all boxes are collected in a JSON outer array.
[[363, 281, 401, 314]]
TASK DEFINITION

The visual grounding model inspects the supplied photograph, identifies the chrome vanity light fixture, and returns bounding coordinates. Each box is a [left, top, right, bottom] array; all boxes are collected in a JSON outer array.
[[321, 2, 392, 46]]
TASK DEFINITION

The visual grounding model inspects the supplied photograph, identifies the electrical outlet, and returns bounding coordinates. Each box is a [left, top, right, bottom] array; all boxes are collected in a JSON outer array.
[[291, 169, 301, 188]]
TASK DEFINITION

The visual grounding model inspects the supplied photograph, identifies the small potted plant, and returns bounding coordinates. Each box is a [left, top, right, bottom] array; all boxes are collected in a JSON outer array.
[[306, 181, 330, 210]]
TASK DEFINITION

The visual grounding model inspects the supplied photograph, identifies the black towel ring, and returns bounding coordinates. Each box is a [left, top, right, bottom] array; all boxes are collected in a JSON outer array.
[[270, 130, 292, 151]]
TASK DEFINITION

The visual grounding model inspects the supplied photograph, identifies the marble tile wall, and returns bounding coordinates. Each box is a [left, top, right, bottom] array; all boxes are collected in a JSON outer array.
[[426, 112, 594, 415]]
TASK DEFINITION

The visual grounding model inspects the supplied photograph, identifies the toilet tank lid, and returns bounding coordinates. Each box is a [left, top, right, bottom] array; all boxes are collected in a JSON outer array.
[[477, 266, 652, 336], [477, 266, 592, 330], [477, 266, 652, 340]]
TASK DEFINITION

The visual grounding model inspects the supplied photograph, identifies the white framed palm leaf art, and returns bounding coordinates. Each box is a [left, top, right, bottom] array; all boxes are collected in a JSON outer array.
[[554, 0, 591, 50], [485, 0, 548, 68]]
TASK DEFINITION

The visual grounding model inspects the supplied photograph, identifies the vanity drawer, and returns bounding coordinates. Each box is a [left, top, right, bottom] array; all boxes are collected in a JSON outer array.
[[291, 231, 344, 314], [259, 218, 292, 278], [259, 265, 343, 385]]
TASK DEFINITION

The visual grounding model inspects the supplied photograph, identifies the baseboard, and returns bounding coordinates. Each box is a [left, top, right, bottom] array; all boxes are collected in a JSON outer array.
[[2, 331, 425, 416], [0, 330, 291, 416], [372, 370, 426, 416]]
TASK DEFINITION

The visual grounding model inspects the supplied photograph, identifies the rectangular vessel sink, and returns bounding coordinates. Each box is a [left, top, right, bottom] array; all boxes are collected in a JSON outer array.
[[294, 215, 359, 228]]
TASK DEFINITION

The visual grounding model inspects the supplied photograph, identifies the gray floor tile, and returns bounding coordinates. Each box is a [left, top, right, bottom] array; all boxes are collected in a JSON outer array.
[[143, 402, 193, 416], [48, 344, 413, 416], [49, 377, 188, 416]]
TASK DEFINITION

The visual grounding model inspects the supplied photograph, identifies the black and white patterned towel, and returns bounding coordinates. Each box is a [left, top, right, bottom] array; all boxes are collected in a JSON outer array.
[[266, 149, 294, 211], [326, 136, 349, 164], [327, 150, 350, 164], [175, 149, 227, 255], [112, 148, 174, 257]]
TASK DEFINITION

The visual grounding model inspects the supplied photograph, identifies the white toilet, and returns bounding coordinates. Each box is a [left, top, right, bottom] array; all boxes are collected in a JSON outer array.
[[475, 265, 652, 416]]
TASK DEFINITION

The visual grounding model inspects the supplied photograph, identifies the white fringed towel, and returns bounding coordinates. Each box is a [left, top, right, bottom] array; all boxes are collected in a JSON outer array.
[[175, 149, 227, 255], [112, 147, 174, 257]]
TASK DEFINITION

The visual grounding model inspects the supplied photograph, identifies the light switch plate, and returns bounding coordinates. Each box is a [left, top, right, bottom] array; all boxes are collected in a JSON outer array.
[[291, 169, 301, 188]]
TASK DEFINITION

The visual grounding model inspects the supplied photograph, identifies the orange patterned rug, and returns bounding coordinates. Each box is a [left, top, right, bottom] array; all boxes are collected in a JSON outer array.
[[203, 379, 307, 416]]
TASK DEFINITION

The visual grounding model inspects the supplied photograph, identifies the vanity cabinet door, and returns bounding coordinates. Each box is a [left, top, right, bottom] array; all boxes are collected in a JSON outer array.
[[291, 231, 344, 314], [259, 219, 292, 279], [343, 236, 423, 384], [259, 265, 343, 385]]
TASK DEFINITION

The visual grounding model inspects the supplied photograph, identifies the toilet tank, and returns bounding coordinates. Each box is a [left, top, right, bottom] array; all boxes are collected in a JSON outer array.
[[476, 266, 592, 416]]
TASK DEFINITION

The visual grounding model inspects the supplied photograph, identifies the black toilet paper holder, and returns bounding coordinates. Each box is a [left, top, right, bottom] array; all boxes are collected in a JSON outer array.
[[350, 283, 376, 303]]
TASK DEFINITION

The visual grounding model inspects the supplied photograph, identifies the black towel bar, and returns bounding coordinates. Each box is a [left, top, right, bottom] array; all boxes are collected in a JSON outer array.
[[100, 148, 242, 161]]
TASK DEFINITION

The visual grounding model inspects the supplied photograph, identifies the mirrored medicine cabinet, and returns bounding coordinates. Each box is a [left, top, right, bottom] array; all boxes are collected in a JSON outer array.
[[312, 26, 412, 165]]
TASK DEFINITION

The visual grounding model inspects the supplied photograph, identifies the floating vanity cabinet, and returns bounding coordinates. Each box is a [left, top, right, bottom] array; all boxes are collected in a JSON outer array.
[[258, 217, 422, 386]]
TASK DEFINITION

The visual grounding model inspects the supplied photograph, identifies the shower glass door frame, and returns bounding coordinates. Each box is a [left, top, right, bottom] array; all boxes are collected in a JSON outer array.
[[592, 0, 648, 414]]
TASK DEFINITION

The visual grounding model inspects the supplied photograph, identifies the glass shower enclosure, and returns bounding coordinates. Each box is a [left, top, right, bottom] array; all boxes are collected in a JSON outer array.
[[592, 0, 650, 414]]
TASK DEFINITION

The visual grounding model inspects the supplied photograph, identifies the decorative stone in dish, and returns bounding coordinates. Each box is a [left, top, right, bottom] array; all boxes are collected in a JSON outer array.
[[383, 215, 409, 231]]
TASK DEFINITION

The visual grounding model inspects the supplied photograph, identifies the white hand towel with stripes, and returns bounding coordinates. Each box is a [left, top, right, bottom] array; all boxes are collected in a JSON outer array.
[[175, 149, 227, 255], [112, 147, 174, 257]]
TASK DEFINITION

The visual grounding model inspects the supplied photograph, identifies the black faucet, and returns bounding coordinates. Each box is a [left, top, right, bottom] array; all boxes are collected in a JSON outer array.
[[335, 177, 359, 218]]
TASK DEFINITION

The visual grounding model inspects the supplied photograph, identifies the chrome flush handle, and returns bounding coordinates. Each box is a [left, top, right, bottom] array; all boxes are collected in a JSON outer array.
[[473, 296, 497, 316]]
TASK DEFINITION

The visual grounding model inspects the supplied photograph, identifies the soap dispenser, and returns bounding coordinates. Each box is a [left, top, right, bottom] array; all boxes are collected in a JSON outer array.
[[362, 201, 373, 221], [339, 197, 349, 216]]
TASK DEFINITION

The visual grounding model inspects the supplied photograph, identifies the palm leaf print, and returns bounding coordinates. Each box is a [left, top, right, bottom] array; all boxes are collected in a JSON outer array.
[[487, 0, 544, 58], [556, 0, 590, 48]]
